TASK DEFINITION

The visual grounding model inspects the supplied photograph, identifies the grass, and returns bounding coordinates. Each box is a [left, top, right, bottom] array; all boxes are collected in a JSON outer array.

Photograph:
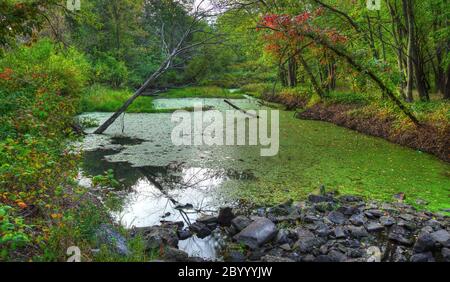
[[158, 86, 246, 99], [81, 85, 243, 113]]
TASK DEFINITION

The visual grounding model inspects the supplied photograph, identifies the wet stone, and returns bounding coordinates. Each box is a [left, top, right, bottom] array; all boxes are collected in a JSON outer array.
[[379, 216, 396, 227], [334, 226, 347, 239], [327, 211, 346, 225], [347, 226, 369, 238], [233, 218, 277, 249], [410, 252, 435, 262], [231, 216, 252, 232], [308, 194, 334, 203], [430, 229, 450, 247], [388, 225, 413, 246], [350, 213, 367, 226], [366, 222, 384, 233], [189, 222, 212, 239]]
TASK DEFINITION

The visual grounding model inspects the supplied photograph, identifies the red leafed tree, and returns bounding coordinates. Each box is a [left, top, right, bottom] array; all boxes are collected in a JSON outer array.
[[257, 10, 420, 126]]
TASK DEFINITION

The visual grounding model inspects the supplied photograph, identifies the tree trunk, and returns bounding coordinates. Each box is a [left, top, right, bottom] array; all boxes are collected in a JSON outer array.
[[298, 55, 326, 98], [402, 0, 414, 102]]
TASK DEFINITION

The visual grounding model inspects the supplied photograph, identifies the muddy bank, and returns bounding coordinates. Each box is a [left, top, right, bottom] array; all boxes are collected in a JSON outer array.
[[140, 193, 450, 262]]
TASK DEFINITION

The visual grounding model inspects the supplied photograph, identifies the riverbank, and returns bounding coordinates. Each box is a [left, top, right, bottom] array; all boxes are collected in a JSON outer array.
[[142, 192, 450, 262], [243, 84, 449, 162]]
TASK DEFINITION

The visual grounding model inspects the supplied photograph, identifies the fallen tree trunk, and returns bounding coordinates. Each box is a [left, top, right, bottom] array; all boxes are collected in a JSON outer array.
[[224, 99, 260, 118]]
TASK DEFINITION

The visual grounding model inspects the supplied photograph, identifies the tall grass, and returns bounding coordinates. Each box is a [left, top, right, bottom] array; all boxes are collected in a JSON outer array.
[[159, 86, 245, 99]]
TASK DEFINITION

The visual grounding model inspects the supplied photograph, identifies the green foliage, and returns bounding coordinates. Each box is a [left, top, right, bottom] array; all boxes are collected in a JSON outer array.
[[93, 54, 129, 88], [160, 86, 246, 99], [0, 204, 30, 260], [81, 84, 154, 113], [92, 169, 120, 188], [323, 91, 371, 105]]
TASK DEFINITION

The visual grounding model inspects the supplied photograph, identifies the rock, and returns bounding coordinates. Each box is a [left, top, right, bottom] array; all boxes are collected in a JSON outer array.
[[364, 209, 384, 219], [340, 195, 363, 203], [261, 255, 295, 262], [226, 251, 246, 262], [388, 225, 413, 246], [316, 223, 331, 238], [348, 249, 364, 258], [366, 222, 384, 232], [392, 246, 408, 262], [233, 218, 277, 249], [231, 216, 252, 232], [397, 219, 416, 231], [410, 252, 435, 262], [327, 211, 346, 225], [413, 233, 436, 253], [301, 254, 316, 262], [425, 219, 443, 230], [308, 194, 334, 203], [274, 229, 290, 245], [334, 226, 347, 239], [337, 205, 360, 216], [140, 226, 179, 250], [399, 214, 414, 221], [160, 221, 184, 230], [379, 216, 396, 227], [162, 247, 189, 262], [393, 192, 405, 202], [441, 248, 450, 262], [189, 222, 211, 239], [218, 207, 235, 226], [279, 243, 291, 251], [95, 224, 130, 256], [177, 229, 192, 240], [347, 226, 369, 238], [294, 234, 324, 253], [430, 229, 450, 247], [197, 215, 218, 225], [328, 250, 348, 262], [349, 213, 367, 226]]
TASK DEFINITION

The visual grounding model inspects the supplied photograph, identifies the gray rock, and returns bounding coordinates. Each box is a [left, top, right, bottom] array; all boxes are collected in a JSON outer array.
[[308, 194, 334, 203], [410, 252, 435, 262], [275, 229, 290, 244], [334, 226, 347, 239], [347, 226, 369, 238], [95, 224, 130, 256], [350, 213, 367, 226], [197, 215, 218, 225], [442, 248, 450, 262], [337, 205, 360, 216], [226, 250, 246, 262], [328, 250, 348, 262], [261, 255, 295, 262], [189, 222, 211, 239], [413, 233, 436, 253], [366, 222, 384, 232], [140, 226, 179, 250], [364, 209, 384, 218], [430, 229, 450, 247], [177, 229, 192, 240], [399, 213, 414, 221], [294, 230, 324, 253], [316, 223, 331, 237], [388, 225, 413, 246], [233, 218, 277, 249], [279, 243, 291, 251], [379, 216, 396, 227], [327, 211, 346, 225], [218, 207, 235, 226], [231, 216, 252, 232], [340, 195, 363, 203], [163, 247, 189, 262]]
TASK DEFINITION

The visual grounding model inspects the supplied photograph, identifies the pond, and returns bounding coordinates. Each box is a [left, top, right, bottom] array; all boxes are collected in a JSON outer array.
[[77, 95, 450, 260]]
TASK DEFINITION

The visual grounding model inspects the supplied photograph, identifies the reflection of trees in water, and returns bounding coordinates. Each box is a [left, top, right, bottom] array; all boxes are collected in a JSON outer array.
[[82, 147, 256, 226]]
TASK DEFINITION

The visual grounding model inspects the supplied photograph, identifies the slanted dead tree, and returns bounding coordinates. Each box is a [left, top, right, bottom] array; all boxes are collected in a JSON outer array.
[[94, 1, 222, 134]]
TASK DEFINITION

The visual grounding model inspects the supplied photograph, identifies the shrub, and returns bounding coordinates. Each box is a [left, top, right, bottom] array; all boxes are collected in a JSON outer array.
[[93, 54, 129, 88]]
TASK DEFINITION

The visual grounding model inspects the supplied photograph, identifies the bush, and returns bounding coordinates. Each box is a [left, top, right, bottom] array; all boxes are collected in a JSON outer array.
[[93, 54, 129, 88], [0, 39, 89, 259]]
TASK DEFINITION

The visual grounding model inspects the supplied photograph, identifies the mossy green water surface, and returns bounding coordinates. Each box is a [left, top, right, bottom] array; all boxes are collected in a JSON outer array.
[[80, 98, 450, 216]]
